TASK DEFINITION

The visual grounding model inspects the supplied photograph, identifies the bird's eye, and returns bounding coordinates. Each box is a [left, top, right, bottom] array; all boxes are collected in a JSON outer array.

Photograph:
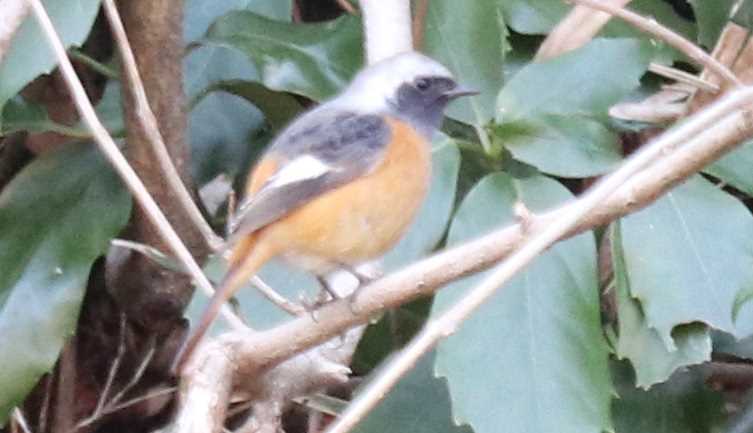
[[415, 78, 431, 91]]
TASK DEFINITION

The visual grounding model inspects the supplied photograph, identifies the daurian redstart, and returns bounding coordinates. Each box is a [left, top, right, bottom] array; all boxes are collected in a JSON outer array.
[[173, 51, 475, 373]]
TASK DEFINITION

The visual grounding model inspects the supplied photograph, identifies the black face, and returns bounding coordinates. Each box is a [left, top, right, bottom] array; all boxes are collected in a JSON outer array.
[[390, 75, 463, 135]]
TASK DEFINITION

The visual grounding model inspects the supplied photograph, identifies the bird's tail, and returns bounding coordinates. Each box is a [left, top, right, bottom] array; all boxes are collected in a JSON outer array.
[[171, 234, 272, 374]]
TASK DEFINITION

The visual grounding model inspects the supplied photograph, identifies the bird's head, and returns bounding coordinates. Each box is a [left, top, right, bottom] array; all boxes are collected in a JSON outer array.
[[334, 52, 477, 135]]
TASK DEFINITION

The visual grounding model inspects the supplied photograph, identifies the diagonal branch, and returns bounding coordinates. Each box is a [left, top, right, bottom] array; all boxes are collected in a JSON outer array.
[[25, 0, 245, 330], [101, 0, 223, 251], [569, 0, 742, 87]]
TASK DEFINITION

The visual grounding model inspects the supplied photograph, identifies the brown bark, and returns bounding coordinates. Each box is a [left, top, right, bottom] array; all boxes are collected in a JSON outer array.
[[109, 0, 208, 330]]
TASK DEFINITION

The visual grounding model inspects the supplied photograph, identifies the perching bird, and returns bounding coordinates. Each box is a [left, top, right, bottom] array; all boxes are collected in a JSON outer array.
[[173, 51, 476, 373]]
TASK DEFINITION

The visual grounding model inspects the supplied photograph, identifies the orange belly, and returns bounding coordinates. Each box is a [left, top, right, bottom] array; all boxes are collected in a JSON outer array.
[[257, 117, 431, 272]]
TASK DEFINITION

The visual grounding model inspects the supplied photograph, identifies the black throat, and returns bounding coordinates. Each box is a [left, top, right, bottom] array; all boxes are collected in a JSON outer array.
[[389, 80, 453, 137]]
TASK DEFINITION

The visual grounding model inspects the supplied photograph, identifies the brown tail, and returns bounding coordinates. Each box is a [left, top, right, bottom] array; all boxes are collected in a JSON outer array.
[[171, 236, 273, 375]]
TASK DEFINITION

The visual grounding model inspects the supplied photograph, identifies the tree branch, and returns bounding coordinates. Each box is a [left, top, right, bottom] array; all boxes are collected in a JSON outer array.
[[102, 0, 223, 251], [569, 0, 742, 87], [26, 0, 245, 330]]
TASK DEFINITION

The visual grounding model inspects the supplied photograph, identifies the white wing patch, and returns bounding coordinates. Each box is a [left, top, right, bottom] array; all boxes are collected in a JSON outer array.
[[267, 155, 335, 188]]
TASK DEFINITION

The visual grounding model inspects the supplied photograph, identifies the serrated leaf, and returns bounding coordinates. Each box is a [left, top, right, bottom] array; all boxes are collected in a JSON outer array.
[[353, 352, 472, 433], [433, 173, 612, 433], [620, 176, 753, 347], [204, 12, 363, 101], [689, 0, 735, 48], [611, 223, 711, 388], [497, 38, 653, 122], [495, 115, 622, 177], [0, 0, 101, 130], [422, 0, 508, 125], [612, 361, 725, 433], [0, 144, 131, 424]]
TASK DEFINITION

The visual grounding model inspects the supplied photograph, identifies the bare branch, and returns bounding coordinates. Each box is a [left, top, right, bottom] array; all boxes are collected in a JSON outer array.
[[101, 0, 223, 251], [25, 0, 245, 330], [0, 0, 30, 64], [569, 0, 742, 87], [537, 0, 632, 60]]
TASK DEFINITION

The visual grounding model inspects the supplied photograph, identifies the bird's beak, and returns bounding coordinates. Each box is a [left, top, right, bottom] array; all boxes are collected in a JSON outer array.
[[444, 85, 479, 99]]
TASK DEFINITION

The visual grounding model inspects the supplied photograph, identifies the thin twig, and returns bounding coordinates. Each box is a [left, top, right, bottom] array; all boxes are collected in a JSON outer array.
[[26, 0, 245, 330], [107, 387, 176, 414], [74, 331, 157, 431], [252, 276, 306, 316], [322, 85, 753, 433], [649, 62, 720, 93], [0, 0, 30, 64], [109, 337, 156, 406], [37, 374, 53, 433], [12, 409, 33, 433], [94, 314, 127, 416], [101, 0, 224, 251], [569, 0, 742, 88], [68, 48, 119, 80]]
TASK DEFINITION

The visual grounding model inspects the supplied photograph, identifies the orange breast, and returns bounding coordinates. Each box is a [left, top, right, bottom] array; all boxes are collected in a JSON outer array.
[[259, 117, 431, 270]]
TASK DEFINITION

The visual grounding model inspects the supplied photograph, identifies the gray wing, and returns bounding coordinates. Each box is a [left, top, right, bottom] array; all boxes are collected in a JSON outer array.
[[227, 110, 391, 243]]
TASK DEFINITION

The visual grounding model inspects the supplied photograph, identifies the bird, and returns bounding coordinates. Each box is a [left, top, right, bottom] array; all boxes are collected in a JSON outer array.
[[172, 51, 476, 373]]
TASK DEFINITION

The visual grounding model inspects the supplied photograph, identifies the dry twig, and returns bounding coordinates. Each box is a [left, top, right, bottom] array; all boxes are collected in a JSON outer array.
[[101, 0, 223, 251], [26, 0, 245, 330], [569, 0, 742, 88]]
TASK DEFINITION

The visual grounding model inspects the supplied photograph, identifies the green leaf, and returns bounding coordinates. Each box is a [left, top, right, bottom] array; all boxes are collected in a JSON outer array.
[[0, 0, 102, 129], [0, 144, 131, 424], [422, 0, 508, 125], [620, 176, 753, 347], [184, 0, 292, 43], [204, 12, 363, 101], [1, 97, 89, 138], [2, 82, 122, 138], [689, 0, 735, 48], [495, 115, 622, 178], [612, 361, 725, 433], [213, 80, 304, 131], [500, 0, 570, 34], [188, 90, 266, 185], [703, 140, 753, 197], [495, 38, 651, 177], [611, 223, 711, 388], [497, 38, 653, 122], [384, 136, 461, 268], [353, 352, 472, 433], [433, 173, 612, 433]]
